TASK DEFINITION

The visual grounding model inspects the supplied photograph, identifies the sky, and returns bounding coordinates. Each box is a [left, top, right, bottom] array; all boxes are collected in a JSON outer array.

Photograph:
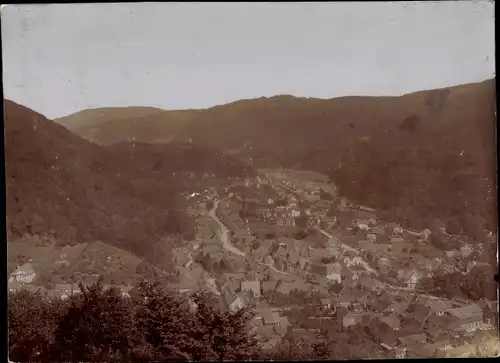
[[1, 1, 496, 119]]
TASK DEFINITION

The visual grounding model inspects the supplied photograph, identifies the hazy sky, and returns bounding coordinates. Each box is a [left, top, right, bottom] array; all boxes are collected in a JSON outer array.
[[1, 2, 495, 119]]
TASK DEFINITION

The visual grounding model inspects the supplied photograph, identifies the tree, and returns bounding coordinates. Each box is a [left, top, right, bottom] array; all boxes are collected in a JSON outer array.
[[8, 289, 61, 362], [191, 291, 262, 360], [8, 279, 264, 362], [51, 277, 135, 362], [132, 281, 200, 361]]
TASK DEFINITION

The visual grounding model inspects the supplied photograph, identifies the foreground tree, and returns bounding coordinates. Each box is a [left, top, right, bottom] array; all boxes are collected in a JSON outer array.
[[191, 291, 262, 360], [8, 289, 61, 362], [51, 278, 135, 362]]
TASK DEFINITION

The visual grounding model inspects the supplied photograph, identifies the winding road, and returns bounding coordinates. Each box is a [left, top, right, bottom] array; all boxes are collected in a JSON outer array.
[[207, 199, 291, 275], [207, 200, 246, 257]]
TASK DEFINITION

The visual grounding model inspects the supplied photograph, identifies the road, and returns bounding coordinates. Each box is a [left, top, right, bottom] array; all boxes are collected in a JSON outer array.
[[316, 227, 379, 276], [208, 198, 291, 275], [262, 177, 448, 294], [207, 199, 246, 257]]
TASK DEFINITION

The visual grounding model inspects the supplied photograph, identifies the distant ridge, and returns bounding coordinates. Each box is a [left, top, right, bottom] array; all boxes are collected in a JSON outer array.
[[55, 78, 496, 237]]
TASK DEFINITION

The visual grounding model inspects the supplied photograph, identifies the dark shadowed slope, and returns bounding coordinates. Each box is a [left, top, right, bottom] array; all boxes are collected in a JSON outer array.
[[4, 100, 194, 257], [108, 141, 255, 182], [329, 79, 497, 234], [54, 79, 496, 237]]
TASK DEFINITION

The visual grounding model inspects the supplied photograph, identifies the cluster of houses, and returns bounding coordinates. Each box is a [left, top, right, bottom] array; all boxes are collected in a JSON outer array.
[[8, 263, 135, 300], [338, 290, 499, 358]]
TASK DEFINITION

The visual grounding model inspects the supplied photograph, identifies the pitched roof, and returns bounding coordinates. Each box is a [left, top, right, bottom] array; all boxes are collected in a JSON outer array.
[[261, 310, 281, 325], [368, 318, 398, 347], [241, 280, 260, 295], [398, 333, 427, 346], [410, 303, 432, 323], [359, 276, 384, 290], [15, 263, 35, 275], [446, 303, 483, 319], [275, 281, 309, 295], [487, 300, 498, 314], [326, 262, 342, 274], [54, 283, 80, 292], [445, 343, 475, 358], [406, 343, 436, 358], [262, 280, 278, 293], [380, 315, 401, 330], [427, 300, 453, 313]]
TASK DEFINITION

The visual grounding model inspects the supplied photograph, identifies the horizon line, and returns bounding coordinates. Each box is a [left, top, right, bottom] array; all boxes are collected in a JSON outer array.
[[6, 76, 496, 120]]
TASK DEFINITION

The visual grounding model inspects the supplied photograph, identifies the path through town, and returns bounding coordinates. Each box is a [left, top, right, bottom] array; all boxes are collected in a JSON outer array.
[[316, 227, 379, 275], [208, 199, 291, 275], [208, 199, 246, 257]]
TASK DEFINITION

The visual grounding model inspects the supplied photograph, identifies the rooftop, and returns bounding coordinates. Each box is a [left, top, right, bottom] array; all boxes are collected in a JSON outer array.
[[446, 303, 483, 319]]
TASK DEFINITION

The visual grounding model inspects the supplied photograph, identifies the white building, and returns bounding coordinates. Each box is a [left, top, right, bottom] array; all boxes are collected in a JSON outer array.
[[9, 263, 36, 284], [229, 296, 246, 313], [325, 262, 342, 283]]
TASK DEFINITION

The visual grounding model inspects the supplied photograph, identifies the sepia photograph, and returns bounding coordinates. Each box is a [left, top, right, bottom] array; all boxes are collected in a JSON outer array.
[[2, 2, 498, 361]]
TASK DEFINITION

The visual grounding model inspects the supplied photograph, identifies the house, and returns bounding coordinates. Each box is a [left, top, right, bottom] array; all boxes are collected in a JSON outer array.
[[342, 312, 370, 328], [398, 269, 421, 290], [229, 295, 247, 313], [325, 262, 342, 283], [261, 310, 281, 325], [308, 247, 328, 260], [367, 318, 399, 350], [288, 249, 300, 266], [220, 279, 239, 297], [380, 315, 401, 331], [377, 257, 390, 269], [426, 258, 442, 272], [320, 298, 334, 310], [477, 299, 499, 327], [325, 246, 341, 257], [366, 296, 392, 313], [398, 333, 427, 347], [9, 263, 36, 284], [405, 344, 437, 358], [261, 280, 278, 294], [274, 316, 290, 337], [440, 343, 476, 358], [359, 276, 384, 295], [54, 283, 81, 300], [444, 303, 484, 333], [395, 347, 408, 359], [351, 301, 365, 313], [444, 250, 457, 258], [420, 228, 432, 241], [387, 299, 413, 316], [357, 240, 389, 253], [427, 300, 453, 316], [275, 281, 309, 295], [356, 220, 370, 231], [118, 285, 134, 298], [410, 303, 432, 324], [336, 291, 356, 309], [369, 226, 383, 235], [391, 242, 413, 253], [8, 279, 23, 293], [241, 280, 261, 298], [460, 244, 474, 258]]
